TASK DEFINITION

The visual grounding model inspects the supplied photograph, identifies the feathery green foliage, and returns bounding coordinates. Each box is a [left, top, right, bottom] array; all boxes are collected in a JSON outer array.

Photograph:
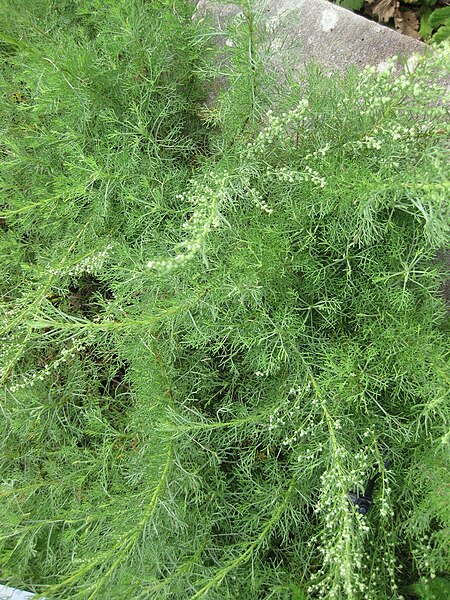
[[1, 1, 449, 598]]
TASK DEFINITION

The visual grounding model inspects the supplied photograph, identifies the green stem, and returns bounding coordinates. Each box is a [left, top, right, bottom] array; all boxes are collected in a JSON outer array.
[[190, 473, 297, 599]]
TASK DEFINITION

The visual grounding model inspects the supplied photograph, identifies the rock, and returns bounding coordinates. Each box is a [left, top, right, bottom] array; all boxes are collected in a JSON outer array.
[[195, 0, 424, 74], [0, 585, 36, 599]]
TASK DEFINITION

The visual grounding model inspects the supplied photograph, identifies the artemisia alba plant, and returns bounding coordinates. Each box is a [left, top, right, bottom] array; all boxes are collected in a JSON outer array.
[[0, 1, 449, 599]]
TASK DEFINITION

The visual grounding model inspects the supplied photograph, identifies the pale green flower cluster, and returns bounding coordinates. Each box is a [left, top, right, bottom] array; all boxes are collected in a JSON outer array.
[[247, 186, 273, 214], [267, 382, 309, 432], [267, 165, 326, 188], [245, 99, 310, 158], [147, 171, 230, 271], [308, 446, 382, 599], [355, 46, 450, 121], [48, 245, 113, 278], [303, 142, 331, 161], [7, 336, 91, 393]]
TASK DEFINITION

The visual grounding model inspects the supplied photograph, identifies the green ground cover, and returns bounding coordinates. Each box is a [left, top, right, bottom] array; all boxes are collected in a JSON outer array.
[[0, 1, 449, 598]]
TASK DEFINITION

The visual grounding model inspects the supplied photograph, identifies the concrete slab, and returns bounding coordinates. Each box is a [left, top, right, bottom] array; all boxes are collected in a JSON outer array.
[[195, 0, 424, 74]]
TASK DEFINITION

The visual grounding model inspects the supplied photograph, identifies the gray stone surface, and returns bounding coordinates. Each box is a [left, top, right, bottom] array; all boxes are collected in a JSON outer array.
[[196, 0, 424, 74], [0, 586, 35, 600]]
